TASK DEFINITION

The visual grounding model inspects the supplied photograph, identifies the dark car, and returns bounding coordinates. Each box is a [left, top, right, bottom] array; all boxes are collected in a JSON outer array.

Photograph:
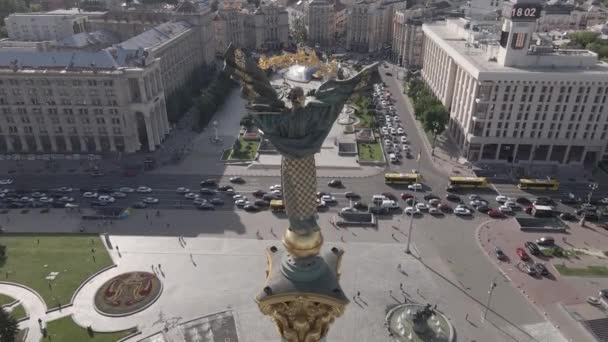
[[244, 204, 259, 212], [97, 187, 113, 194], [536, 236, 555, 247], [560, 197, 579, 204], [200, 179, 217, 187], [197, 203, 215, 210], [488, 209, 504, 218], [401, 192, 414, 200], [494, 247, 507, 261], [423, 194, 439, 201], [253, 190, 266, 198], [445, 194, 461, 202], [406, 151, 413, 159], [345, 192, 360, 199], [534, 263, 549, 276], [199, 188, 217, 195], [90, 171, 105, 177], [534, 196, 555, 205], [438, 203, 452, 213], [210, 198, 225, 206], [382, 192, 397, 201], [254, 200, 270, 208], [353, 202, 368, 210], [229, 177, 245, 184], [369, 206, 390, 215], [477, 205, 491, 213], [446, 185, 458, 193], [516, 197, 531, 205], [263, 193, 280, 201], [132, 201, 147, 209], [559, 212, 576, 221], [7, 202, 24, 209], [524, 241, 541, 255], [328, 179, 343, 187], [218, 185, 235, 192], [405, 197, 417, 206]]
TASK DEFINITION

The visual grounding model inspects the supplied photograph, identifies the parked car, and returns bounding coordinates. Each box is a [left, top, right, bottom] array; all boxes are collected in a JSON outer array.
[[321, 195, 337, 203], [328, 179, 343, 187], [408, 183, 423, 191], [229, 177, 245, 184], [253, 190, 266, 198], [142, 197, 159, 204], [438, 203, 452, 213], [498, 205, 512, 213], [494, 247, 507, 260], [516, 247, 530, 261], [525, 241, 541, 255], [381, 192, 397, 201], [176, 187, 190, 194], [496, 195, 508, 203], [200, 188, 217, 195], [244, 204, 259, 212], [345, 192, 360, 199], [516, 197, 531, 205], [477, 205, 491, 213], [536, 236, 555, 246], [415, 203, 429, 211], [423, 194, 439, 201], [132, 202, 148, 209], [534, 263, 549, 276], [210, 198, 225, 205], [454, 207, 472, 216], [488, 209, 504, 218], [197, 203, 215, 210], [428, 199, 441, 207], [404, 207, 422, 216], [445, 194, 461, 202], [200, 179, 218, 187], [429, 207, 443, 215], [523, 263, 537, 276], [353, 202, 368, 210], [401, 193, 414, 200], [559, 212, 576, 221], [218, 185, 235, 192]]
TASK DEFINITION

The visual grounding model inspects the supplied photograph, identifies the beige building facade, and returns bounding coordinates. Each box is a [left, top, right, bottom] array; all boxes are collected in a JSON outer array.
[[346, 0, 406, 53], [422, 6, 608, 166], [5, 12, 89, 41], [307, 0, 335, 47], [536, 4, 608, 32], [391, 8, 429, 68], [0, 50, 168, 153]]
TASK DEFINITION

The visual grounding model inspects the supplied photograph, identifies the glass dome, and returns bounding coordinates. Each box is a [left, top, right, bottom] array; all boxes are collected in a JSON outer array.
[[284, 65, 320, 83]]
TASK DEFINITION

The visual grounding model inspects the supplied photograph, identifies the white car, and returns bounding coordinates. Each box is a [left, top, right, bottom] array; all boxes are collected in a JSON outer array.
[[469, 194, 481, 200], [381, 128, 389, 135], [0, 179, 13, 185], [233, 194, 244, 200], [428, 199, 441, 206], [193, 198, 207, 205], [271, 190, 282, 196], [415, 203, 429, 211], [235, 199, 250, 207], [98, 195, 116, 203], [270, 184, 282, 191], [137, 186, 152, 193], [404, 207, 421, 216], [408, 183, 423, 191], [184, 192, 199, 199], [397, 128, 405, 135], [429, 207, 442, 215], [39, 197, 53, 203], [496, 195, 508, 203], [142, 197, 159, 204], [111, 192, 127, 198], [402, 145, 410, 151], [119, 187, 135, 193], [499, 205, 512, 213], [321, 195, 336, 203], [65, 203, 79, 208], [31, 192, 45, 198], [83, 192, 98, 198], [411, 169, 419, 174], [390, 128, 397, 135], [400, 136, 408, 144], [176, 187, 190, 193], [384, 139, 392, 145], [57, 187, 73, 192], [505, 201, 518, 208], [58, 196, 74, 202], [454, 207, 472, 216], [601, 197, 608, 205]]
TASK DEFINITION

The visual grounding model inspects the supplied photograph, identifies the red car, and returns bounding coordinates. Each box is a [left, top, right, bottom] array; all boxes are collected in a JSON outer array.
[[401, 192, 414, 200], [516, 247, 530, 261], [488, 209, 505, 218]]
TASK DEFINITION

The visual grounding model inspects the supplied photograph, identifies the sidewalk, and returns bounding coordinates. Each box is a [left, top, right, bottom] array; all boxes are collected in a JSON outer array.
[[391, 74, 475, 178]]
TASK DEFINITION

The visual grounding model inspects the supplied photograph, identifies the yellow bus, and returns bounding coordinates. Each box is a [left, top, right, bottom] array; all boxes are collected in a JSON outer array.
[[518, 178, 560, 191], [448, 176, 488, 189], [270, 199, 285, 212], [384, 173, 421, 185]]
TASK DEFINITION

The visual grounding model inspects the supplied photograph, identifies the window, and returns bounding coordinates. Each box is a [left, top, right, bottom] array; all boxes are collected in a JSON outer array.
[[96, 117, 105, 124], [51, 117, 60, 124], [548, 131, 553, 138], [112, 127, 122, 134], [512, 33, 527, 49], [111, 118, 120, 125]]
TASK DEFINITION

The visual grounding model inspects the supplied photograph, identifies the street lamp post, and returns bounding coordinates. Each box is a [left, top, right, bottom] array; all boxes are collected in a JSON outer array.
[[405, 151, 422, 254], [588, 182, 598, 204], [482, 278, 498, 322], [431, 123, 439, 157], [213, 120, 219, 142]]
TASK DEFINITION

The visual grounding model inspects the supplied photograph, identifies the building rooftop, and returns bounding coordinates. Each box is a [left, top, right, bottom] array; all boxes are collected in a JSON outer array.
[[116, 21, 192, 51], [0, 50, 119, 71], [423, 19, 608, 79], [56, 30, 119, 48]]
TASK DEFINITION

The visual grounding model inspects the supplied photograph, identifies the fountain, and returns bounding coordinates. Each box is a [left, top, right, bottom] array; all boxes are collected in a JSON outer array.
[[386, 303, 454, 342]]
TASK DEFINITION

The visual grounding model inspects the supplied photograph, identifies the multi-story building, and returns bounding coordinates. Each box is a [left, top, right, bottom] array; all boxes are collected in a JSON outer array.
[[5, 12, 89, 41], [0, 50, 168, 153], [346, 0, 406, 53], [307, 0, 335, 48], [536, 4, 608, 32], [334, 1, 348, 44], [213, 8, 246, 54], [114, 21, 201, 98], [465, 0, 503, 19], [421, 0, 608, 166], [391, 7, 430, 67], [251, 4, 289, 51]]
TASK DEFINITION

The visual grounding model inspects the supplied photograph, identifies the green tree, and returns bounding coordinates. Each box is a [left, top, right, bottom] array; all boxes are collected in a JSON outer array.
[[568, 31, 600, 48], [291, 16, 307, 45], [0, 307, 18, 342], [233, 139, 242, 154], [422, 104, 448, 134]]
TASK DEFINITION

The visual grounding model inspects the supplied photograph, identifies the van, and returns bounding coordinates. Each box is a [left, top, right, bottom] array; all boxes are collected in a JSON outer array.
[[372, 195, 386, 205], [381, 200, 399, 209]]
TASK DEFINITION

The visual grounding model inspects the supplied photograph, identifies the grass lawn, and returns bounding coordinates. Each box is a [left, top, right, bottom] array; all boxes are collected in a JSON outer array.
[[43, 316, 136, 342], [228, 138, 260, 160], [554, 264, 608, 277], [540, 246, 579, 258], [10, 304, 27, 320], [357, 141, 384, 161], [0, 293, 16, 306], [0, 234, 113, 309]]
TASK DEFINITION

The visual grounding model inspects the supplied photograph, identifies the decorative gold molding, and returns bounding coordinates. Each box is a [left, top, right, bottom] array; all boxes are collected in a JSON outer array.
[[282, 228, 323, 259]]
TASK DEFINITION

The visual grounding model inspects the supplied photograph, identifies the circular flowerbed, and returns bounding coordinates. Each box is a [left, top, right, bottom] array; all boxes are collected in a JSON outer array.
[[94, 272, 162, 316]]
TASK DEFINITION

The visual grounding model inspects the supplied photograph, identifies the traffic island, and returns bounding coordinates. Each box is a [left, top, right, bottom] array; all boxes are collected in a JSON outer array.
[[386, 303, 454, 342], [94, 272, 162, 317]]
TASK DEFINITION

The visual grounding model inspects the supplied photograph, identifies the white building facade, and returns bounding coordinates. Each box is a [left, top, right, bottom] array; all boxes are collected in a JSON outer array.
[[391, 8, 429, 68], [421, 0, 608, 167], [307, 0, 335, 48], [347, 0, 406, 53], [0, 51, 169, 153]]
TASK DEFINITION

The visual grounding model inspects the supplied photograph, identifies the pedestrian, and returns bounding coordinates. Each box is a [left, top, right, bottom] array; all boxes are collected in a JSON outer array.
[[465, 313, 469, 321], [116, 245, 119, 252], [400, 283, 403, 290], [37, 239, 40, 245], [158, 263, 161, 269], [391, 233, 395, 239], [389, 290, 393, 296], [357, 291, 361, 297], [397, 263, 401, 270]]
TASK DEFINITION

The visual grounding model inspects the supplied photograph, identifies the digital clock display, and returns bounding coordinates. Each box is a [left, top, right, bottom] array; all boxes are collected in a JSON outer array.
[[503, 4, 542, 21]]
